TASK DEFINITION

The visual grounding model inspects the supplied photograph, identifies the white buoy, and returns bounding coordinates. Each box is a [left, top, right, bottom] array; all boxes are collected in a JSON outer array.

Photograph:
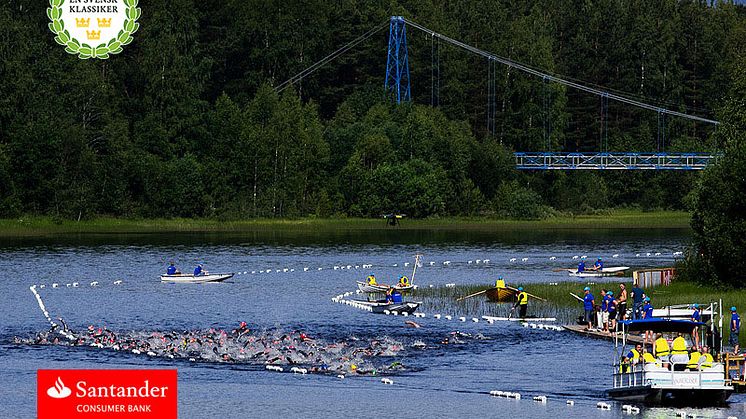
[[72, 282, 79, 287], [484, 259, 490, 263], [404, 262, 410, 267], [521, 257, 528, 262], [674, 251, 683, 256], [39, 284, 45, 289], [549, 256, 556, 260], [443, 261, 451, 265], [445, 315, 452, 320], [476, 259, 481, 264], [90, 281, 99, 286], [533, 396, 547, 403], [337, 375, 345, 379], [581, 255, 587, 259], [434, 314, 441, 319], [572, 255, 579, 260], [318, 268, 322, 271], [459, 317, 466, 322], [566, 400, 574, 406], [597, 402, 610, 410], [429, 262, 435, 266], [471, 318, 478, 323], [381, 378, 393, 385], [52, 283, 59, 288], [66, 283, 71, 287], [612, 254, 619, 258], [113, 280, 122, 285], [509, 258, 516, 262]]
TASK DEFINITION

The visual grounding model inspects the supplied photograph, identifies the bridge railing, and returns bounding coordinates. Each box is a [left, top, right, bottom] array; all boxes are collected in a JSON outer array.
[[514, 152, 720, 170]]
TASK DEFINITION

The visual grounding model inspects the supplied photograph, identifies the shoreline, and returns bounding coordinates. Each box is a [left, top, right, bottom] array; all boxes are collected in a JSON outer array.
[[0, 210, 691, 237]]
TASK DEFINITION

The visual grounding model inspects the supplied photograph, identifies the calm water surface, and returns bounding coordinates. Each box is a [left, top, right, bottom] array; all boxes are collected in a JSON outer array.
[[2, 229, 743, 418]]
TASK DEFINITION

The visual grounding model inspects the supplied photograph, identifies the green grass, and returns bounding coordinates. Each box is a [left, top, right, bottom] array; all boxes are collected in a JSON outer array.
[[0, 210, 691, 237], [415, 279, 744, 347]]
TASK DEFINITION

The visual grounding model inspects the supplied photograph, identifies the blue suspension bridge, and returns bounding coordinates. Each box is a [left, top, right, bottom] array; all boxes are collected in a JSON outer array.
[[276, 16, 720, 170]]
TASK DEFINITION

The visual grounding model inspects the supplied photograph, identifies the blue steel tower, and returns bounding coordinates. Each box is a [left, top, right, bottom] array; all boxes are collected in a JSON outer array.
[[384, 16, 411, 103]]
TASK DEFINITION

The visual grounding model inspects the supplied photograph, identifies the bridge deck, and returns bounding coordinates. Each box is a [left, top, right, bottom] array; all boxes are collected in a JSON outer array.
[[515, 152, 719, 170]]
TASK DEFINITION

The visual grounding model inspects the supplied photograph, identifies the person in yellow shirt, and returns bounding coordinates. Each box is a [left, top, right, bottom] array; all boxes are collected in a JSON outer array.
[[687, 346, 702, 371], [670, 333, 689, 370], [654, 333, 670, 369]]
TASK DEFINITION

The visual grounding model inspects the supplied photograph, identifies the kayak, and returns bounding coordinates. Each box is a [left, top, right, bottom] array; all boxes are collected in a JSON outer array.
[[567, 266, 630, 277], [160, 273, 234, 283]]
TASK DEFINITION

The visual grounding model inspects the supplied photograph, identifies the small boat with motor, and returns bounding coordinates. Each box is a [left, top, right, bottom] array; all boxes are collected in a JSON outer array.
[[606, 317, 733, 406], [160, 273, 234, 283], [567, 266, 630, 277], [355, 300, 421, 315]]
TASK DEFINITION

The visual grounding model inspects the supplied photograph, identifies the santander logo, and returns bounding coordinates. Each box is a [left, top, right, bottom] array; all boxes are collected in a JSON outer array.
[[47, 377, 72, 399]]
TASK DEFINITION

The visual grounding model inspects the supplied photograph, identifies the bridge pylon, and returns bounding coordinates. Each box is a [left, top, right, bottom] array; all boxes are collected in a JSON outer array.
[[385, 16, 411, 104]]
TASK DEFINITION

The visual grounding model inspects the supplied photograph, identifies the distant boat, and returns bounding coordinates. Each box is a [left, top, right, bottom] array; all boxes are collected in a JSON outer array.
[[353, 300, 421, 314], [567, 266, 630, 277], [356, 281, 414, 293], [160, 273, 234, 284]]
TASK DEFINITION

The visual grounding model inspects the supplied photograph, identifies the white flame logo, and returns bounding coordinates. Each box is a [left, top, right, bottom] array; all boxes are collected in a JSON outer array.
[[46, 377, 72, 399]]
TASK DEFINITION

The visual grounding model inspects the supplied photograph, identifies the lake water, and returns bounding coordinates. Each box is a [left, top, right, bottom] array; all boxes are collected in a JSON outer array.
[[2, 228, 744, 418]]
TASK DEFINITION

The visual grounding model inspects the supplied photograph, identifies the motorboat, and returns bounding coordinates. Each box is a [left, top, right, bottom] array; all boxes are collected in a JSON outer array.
[[354, 300, 421, 315], [357, 254, 422, 294], [160, 273, 234, 283], [606, 318, 732, 406]]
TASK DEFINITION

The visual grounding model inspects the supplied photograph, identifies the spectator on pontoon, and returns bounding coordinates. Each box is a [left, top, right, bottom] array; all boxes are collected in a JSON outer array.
[[599, 289, 609, 332], [618, 283, 628, 321], [670, 333, 690, 370], [607, 293, 618, 333], [687, 346, 702, 371], [698, 346, 714, 369], [627, 343, 643, 368], [654, 332, 670, 369], [642, 297, 655, 346], [691, 304, 702, 348]]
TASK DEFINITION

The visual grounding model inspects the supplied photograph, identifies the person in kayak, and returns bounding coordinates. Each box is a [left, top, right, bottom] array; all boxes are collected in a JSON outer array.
[[194, 264, 205, 276], [167, 261, 180, 275]]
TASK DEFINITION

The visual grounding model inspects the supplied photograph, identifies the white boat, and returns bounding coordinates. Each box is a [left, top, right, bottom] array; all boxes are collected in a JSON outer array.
[[567, 266, 630, 277], [160, 273, 234, 283], [356, 281, 414, 293], [607, 318, 732, 406], [653, 304, 715, 320]]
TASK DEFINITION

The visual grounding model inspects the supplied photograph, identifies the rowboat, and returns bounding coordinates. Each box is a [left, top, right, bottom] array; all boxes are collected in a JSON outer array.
[[485, 287, 519, 303], [356, 281, 414, 293], [567, 266, 630, 277], [160, 273, 234, 283]]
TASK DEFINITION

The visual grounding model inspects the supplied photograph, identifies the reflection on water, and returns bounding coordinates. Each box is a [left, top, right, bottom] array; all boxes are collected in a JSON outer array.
[[3, 229, 744, 418]]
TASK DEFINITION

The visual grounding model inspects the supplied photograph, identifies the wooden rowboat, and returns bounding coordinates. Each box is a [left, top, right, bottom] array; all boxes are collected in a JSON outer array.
[[485, 287, 519, 303]]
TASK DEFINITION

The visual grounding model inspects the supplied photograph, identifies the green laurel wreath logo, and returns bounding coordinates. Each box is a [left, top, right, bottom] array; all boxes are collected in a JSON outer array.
[[47, 0, 141, 59]]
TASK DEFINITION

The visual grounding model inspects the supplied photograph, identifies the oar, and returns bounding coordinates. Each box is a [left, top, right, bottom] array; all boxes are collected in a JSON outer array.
[[506, 286, 547, 302], [552, 268, 571, 272], [456, 289, 489, 302], [569, 292, 584, 302]]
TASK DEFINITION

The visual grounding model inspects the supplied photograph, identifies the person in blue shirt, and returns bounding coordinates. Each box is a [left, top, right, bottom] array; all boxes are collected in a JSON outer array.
[[731, 306, 740, 354], [577, 260, 586, 273], [166, 261, 180, 275], [642, 297, 654, 345], [194, 264, 205, 276], [583, 287, 595, 330], [593, 257, 603, 271], [630, 282, 645, 320], [607, 292, 617, 333], [691, 304, 702, 348]]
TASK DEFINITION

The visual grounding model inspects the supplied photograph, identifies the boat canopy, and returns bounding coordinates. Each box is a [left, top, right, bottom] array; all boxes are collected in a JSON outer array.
[[619, 318, 706, 333]]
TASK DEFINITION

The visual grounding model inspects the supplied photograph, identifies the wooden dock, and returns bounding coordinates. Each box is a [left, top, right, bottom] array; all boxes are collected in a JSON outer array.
[[564, 325, 646, 345]]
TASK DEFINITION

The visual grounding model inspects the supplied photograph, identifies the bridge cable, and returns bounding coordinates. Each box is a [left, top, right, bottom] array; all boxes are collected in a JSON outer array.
[[275, 21, 388, 93], [402, 18, 719, 126]]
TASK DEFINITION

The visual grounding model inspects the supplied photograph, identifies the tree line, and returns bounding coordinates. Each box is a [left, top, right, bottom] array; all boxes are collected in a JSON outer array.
[[1, 0, 745, 220]]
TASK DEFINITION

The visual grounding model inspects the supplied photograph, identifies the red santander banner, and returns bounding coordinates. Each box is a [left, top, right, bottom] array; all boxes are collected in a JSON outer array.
[[38, 369, 177, 419]]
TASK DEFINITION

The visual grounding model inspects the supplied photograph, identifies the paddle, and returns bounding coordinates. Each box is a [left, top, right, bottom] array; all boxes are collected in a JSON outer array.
[[569, 292, 584, 303], [523, 291, 547, 302], [456, 289, 489, 302], [552, 268, 571, 272]]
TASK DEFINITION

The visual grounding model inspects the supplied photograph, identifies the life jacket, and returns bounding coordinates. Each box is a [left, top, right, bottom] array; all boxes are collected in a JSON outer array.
[[629, 348, 641, 362], [700, 353, 713, 368], [643, 352, 658, 364], [367, 275, 377, 285], [517, 292, 528, 305], [496, 279, 506, 288], [671, 337, 688, 355], [687, 351, 702, 369], [654, 337, 670, 357], [399, 276, 409, 286], [619, 359, 630, 373]]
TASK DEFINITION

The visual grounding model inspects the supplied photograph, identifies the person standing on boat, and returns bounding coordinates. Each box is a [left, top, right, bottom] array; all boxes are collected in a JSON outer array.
[[167, 261, 180, 275], [654, 332, 671, 369], [618, 283, 628, 320], [691, 304, 702, 348], [514, 287, 528, 318], [583, 287, 595, 330], [630, 281, 645, 320], [731, 306, 740, 354], [642, 297, 654, 346], [577, 260, 585, 274], [592, 257, 603, 271], [194, 264, 205, 276]]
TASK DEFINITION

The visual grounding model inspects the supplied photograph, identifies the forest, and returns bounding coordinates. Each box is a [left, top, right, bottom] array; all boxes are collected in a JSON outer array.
[[1, 0, 745, 220]]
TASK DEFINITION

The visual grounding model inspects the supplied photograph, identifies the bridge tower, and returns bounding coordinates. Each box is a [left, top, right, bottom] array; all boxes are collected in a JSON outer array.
[[384, 16, 411, 104]]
